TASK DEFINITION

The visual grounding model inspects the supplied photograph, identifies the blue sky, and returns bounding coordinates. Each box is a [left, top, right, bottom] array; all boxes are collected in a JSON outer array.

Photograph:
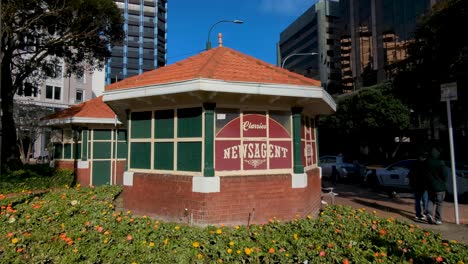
[[166, 0, 317, 65]]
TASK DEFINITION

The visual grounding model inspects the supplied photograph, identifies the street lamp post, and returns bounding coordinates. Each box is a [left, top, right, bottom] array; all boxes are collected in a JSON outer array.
[[281, 52, 318, 68], [206, 20, 243, 50]]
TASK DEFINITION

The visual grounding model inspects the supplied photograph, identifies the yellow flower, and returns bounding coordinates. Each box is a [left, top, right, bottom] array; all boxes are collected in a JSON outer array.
[[73, 248, 78, 253], [193, 242, 200, 248], [244, 248, 252, 255], [235, 225, 240, 230], [174, 226, 180, 231], [236, 250, 241, 254], [229, 241, 235, 246], [11, 238, 19, 244], [293, 233, 298, 240], [227, 248, 233, 254], [216, 229, 222, 234], [164, 238, 169, 245], [457, 261, 464, 264], [197, 254, 203, 259], [103, 238, 109, 244], [149, 242, 155, 247], [217, 259, 223, 263]]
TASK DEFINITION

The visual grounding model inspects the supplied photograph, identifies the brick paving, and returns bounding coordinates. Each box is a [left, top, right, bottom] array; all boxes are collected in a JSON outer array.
[[323, 182, 468, 244]]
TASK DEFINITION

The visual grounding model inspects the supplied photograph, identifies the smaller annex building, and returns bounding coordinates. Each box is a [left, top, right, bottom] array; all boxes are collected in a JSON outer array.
[[42, 96, 127, 186], [45, 46, 336, 226]]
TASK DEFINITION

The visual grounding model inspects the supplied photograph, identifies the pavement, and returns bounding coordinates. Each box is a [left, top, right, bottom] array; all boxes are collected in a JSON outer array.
[[322, 182, 468, 244]]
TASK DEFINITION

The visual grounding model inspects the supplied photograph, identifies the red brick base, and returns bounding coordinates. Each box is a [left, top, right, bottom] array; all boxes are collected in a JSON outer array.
[[55, 160, 74, 170], [123, 169, 322, 226]]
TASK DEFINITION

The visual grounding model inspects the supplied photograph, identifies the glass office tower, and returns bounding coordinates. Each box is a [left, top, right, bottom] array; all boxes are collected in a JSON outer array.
[[106, 0, 167, 84]]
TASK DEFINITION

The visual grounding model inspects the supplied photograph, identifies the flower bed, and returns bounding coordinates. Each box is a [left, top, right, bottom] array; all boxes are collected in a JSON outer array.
[[1, 185, 467, 263]]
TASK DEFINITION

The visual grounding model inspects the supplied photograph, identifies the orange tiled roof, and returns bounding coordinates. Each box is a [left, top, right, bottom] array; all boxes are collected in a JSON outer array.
[[43, 96, 116, 120], [105, 47, 321, 91]]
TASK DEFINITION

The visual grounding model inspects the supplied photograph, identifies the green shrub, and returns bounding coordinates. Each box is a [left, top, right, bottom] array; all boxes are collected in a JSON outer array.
[[0, 186, 466, 263], [0, 165, 75, 193]]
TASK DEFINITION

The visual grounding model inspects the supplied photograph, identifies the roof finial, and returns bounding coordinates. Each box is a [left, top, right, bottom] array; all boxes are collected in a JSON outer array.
[[218, 33, 223, 47]]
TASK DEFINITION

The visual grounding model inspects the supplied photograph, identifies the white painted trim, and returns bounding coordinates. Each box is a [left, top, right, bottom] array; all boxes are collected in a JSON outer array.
[[43, 117, 122, 126], [291, 173, 307, 188], [318, 166, 322, 179], [123, 171, 134, 186], [77, 160, 89, 169], [192, 176, 220, 193], [102, 78, 336, 112]]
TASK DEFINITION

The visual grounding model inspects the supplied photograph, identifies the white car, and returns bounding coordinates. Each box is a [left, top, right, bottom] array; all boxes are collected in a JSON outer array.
[[366, 159, 468, 200], [319, 155, 360, 181]]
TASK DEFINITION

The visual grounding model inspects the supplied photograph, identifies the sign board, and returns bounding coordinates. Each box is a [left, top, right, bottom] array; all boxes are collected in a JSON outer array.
[[215, 114, 292, 171], [441, 82, 458, 101]]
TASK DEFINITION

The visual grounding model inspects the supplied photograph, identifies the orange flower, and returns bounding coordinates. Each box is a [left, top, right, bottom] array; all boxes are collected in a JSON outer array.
[[343, 259, 349, 264], [268, 248, 275, 254], [319, 251, 326, 257], [127, 235, 133, 241], [436, 256, 443, 262], [327, 243, 334, 248], [16, 248, 23, 253], [378, 229, 387, 236]]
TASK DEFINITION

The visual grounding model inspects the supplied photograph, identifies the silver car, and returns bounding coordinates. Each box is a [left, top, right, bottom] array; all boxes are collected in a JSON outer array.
[[319, 155, 358, 181]]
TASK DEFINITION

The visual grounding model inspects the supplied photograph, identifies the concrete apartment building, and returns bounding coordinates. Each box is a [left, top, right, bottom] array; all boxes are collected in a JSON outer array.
[[14, 0, 168, 160], [278, 0, 341, 92], [106, 0, 167, 86]]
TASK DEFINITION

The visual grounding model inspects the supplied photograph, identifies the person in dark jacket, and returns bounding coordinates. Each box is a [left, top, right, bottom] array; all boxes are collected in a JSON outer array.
[[407, 152, 428, 221], [425, 146, 447, 225]]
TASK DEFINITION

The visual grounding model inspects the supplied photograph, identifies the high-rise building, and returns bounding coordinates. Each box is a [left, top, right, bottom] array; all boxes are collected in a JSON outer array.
[[278, 0, 341, 92], [106, 0, 168, 85], [340, 0, 440, 89]]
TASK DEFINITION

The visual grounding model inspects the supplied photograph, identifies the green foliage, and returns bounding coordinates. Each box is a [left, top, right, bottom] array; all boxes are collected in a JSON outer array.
[[0, 165, 74, 193], [0, 0, 124, 169], [0, 186, 466, 263], [320, 83, 410, 136]]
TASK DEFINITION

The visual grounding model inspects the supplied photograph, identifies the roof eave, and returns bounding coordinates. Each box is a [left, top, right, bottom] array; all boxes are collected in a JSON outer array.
[[102, 78, 336, 115], [41, 117, 122, 127]]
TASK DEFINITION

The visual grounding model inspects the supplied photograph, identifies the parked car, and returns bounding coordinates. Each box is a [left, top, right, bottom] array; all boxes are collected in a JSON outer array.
[[319, 155, 364, 182], [366, 159, 468, 200]]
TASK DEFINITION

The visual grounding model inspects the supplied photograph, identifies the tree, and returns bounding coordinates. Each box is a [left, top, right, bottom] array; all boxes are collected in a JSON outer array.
[[0, 0, 123, 170], [319, 83, 410, 163], [14, 100, 54, 163], [393, 0, 468, 138]]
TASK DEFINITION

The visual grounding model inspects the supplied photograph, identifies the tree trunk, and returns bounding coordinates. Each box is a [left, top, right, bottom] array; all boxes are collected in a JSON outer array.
[[1, 51, 22, 170]]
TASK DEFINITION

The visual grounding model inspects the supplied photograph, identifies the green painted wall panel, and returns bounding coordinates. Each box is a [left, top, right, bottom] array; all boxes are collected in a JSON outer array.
[[93, 142, 112, 159], [92, 161, 111, 186], [82, 130, 88, 161], [63, 144, 72, 159], [154, 110, 174, 138], [54, 143, 63, 159], [117, 130, 127, 141], [116, 142, 128, 159], [178, 107, 202, 138], [130, 142, 151, 169], [154, 142, 174, 170], [74, 143, 82, 160], [177, 142, 201, 172], [131, 112, 152, 139], [94, 129, 112, 140]]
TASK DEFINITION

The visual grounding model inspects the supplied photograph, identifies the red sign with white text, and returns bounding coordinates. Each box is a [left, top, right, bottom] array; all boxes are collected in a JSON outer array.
[[216, 114, 291, 171]]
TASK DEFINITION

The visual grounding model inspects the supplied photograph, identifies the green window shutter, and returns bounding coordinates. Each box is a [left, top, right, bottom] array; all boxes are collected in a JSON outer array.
[[93, 142, 112, 159], [177, 142, 202, 172], [94, 129, 112, 140], [130, 142, 151, 169], [117, 142, 128, 159], [63, 144, 72, 159], [154, 142, 174, 170], [54, 143, 63, 159], [178, 107, 202, 138], [131, 111, 152, 139], [154, 109, 174, 138]]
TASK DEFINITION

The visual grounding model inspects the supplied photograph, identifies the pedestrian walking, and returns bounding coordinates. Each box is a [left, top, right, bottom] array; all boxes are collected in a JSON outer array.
[[425, 146, 448, 225], [407, 151, 428, 222]]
